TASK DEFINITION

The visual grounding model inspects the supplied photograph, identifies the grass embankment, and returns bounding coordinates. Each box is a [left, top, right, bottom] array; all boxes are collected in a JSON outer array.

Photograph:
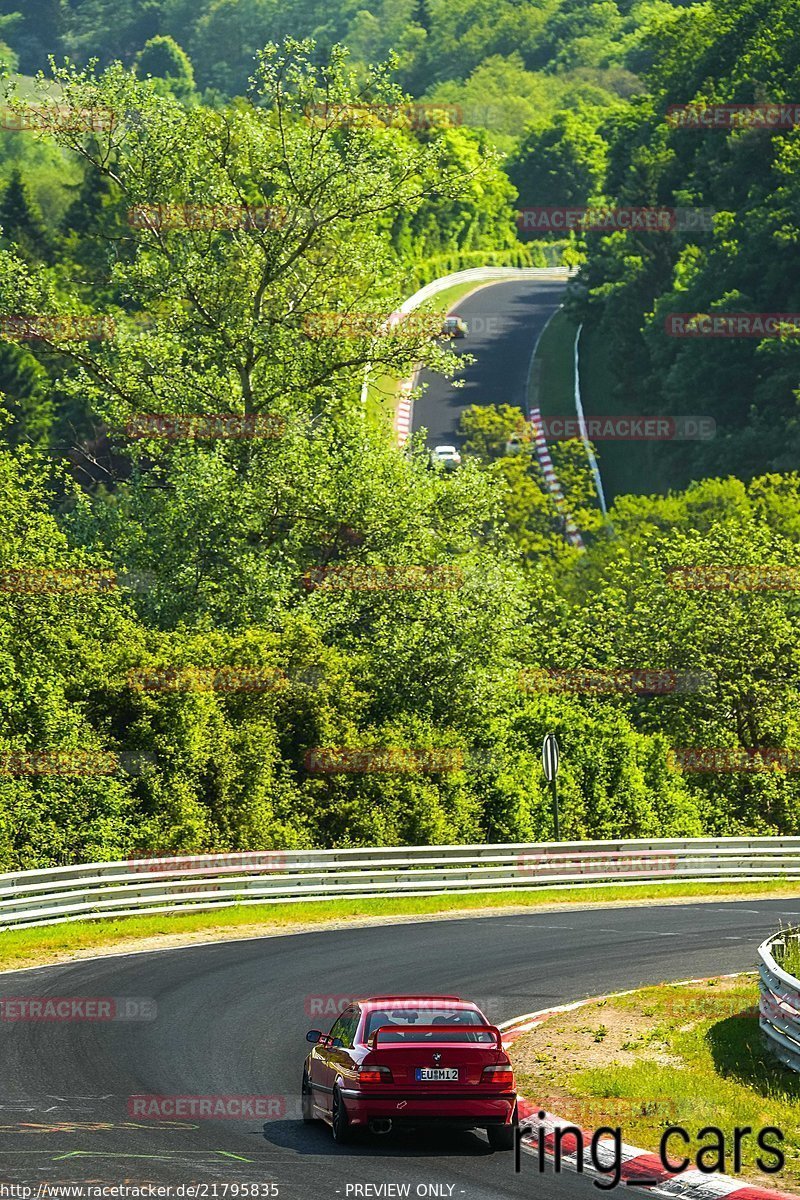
[[577, 326, 689, 501], [528, 306, 576, 415], [3, 880, 800, 974], [511, 974, 800, 1192], [532, 317, 701, 502], [365, 278, 496, 429], [775, 932, 800, 978]]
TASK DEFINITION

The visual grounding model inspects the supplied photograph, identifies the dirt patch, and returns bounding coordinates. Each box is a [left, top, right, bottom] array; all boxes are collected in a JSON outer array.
[[511, 974, 757, 1083], [512, 995, 683, 1084]]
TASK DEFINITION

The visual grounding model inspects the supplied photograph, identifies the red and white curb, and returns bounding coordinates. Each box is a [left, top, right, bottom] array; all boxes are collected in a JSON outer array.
[[500, 985, 796, 1200], [529, 406, 585, 550], [395, 380, 414, 446]]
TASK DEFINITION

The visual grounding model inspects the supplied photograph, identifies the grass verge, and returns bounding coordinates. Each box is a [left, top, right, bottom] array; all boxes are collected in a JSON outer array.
[[3, 880, 800, 974], [511, 974, 800, 1192], [774, 931, 800, 978], [529, 306, 576, 416]]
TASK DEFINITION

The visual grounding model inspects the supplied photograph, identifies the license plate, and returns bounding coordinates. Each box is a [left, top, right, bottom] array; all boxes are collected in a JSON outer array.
[[415, 1068, 459, 1081]]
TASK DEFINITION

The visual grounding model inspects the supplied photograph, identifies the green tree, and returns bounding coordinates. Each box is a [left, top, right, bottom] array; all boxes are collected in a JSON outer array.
[[135, 35, 197, 101], [0, 0, 61, 72], [508, 106, 610, 210], [0, 344, 53, 449], [0, 169, 53, 263]]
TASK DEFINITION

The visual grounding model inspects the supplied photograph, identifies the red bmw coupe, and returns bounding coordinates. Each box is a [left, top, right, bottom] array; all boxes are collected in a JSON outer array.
[[302, 995, 517, 1148]]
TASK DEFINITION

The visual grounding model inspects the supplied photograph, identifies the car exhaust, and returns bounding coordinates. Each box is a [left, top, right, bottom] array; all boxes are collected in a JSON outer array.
[[369, 1119, 392, 1134]]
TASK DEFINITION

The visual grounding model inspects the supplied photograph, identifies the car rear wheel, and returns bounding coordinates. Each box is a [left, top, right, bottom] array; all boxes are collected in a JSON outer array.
[[301, 1068, 316, 1123], [331, 1086, 352, 1144], [487, 1106, 518, 1151], [487, 1123, 515, 1151]]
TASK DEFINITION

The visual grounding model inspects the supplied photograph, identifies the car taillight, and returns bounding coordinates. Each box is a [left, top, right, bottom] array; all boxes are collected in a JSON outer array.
[[359, 1065, 393, 1083], [482, 1063, 514, 1087]]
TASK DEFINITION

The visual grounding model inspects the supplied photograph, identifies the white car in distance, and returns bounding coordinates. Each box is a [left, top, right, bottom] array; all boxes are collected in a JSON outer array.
[[430, 445, 462, 470]]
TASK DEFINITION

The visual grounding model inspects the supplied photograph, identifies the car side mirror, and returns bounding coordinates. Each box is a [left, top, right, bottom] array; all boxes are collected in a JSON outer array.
[[306, 1029, 324, 1043]]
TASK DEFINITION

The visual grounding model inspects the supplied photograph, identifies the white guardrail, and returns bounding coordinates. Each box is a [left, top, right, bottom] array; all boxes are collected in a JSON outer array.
[[1, 836, 800, 932], [397, 265, 573, 315], [759, 930, 800, 1071]]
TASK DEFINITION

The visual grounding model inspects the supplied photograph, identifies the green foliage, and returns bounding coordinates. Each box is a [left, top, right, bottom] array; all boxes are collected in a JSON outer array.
[[135, 35, 197, 100], [2, 9, 800, 872], [566, 0, 800, 481], [508, 105, 613, 209], [0, 0, 664, 109], [0, 1, 60, 73], [0, 168, 52, 262], [409, 245, 560, 290]]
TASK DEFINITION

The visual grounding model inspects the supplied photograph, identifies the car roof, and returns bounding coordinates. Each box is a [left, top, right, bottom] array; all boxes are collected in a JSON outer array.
[[434, 445, 457, 453], [358, 996, 479, 1011]]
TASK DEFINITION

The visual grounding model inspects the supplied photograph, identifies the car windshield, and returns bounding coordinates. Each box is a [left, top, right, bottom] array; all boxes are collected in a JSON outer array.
[[364, 1006, 494, 1042]]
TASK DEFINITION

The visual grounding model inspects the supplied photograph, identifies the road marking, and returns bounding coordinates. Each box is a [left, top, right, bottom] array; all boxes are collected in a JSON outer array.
[[594, 929, 679, 936], [52, 1152, 179, 1161], [503, 923, 576, 929], [49, 1150, 256, 1163]]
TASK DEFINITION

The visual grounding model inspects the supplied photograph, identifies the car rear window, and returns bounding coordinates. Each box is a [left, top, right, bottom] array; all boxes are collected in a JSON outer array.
[[364, 1006, 494, 1042]]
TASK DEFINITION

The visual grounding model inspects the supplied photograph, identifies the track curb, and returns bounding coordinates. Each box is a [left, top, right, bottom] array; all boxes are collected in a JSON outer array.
[[500, 980, 796, 1199]]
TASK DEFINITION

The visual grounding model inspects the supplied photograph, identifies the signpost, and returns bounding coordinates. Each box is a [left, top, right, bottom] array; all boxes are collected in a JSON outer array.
[[542, 732, 560, 841]]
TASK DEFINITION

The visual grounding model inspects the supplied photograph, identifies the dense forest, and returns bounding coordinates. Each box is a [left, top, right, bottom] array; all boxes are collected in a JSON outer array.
[[1, 0, 800, 868]]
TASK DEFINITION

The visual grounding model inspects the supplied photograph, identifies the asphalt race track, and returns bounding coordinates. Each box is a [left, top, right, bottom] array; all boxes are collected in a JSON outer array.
[[1, 899, 799, 1199], [413, 277, 567, 449]]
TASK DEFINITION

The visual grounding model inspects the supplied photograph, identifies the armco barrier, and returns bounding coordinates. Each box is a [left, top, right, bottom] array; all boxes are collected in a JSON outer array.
[[759, 930, 800, 1070], [1, 836, 800, 932]]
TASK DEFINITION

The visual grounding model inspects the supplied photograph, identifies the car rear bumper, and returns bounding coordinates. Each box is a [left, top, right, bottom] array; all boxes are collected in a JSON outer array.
[[339, 1088, 517, 1127]]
